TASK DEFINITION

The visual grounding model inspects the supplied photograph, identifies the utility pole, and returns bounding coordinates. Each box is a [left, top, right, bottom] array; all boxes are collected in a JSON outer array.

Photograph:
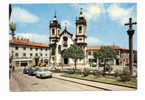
[[124, 17, 137, 75]]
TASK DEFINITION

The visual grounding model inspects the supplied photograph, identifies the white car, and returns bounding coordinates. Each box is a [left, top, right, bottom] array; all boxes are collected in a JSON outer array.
[[36, 67, 52, 78]]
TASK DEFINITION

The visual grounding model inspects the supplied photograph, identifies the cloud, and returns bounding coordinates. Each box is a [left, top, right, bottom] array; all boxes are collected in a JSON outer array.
[[11, 7, 39, 23], [61, 20, 71, 27], [84, 4, 105, 20], [71, 4, 105, 21], [107, 4, 136, 25], [87, 37, 101, 45], [15, 33, 49, 44]]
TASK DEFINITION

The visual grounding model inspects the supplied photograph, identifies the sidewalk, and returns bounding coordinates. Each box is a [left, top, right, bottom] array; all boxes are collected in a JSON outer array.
[[53, 73, 136, 91]]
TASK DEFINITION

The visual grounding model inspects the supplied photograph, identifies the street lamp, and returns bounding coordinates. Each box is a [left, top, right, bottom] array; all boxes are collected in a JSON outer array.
[[10, 21, 16, 40]]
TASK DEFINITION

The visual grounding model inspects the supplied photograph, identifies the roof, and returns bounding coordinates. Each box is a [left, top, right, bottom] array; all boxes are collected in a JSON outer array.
[[87, 45, 127, 51], [9, 39, 49, 48], [59, 28, 73, 37]]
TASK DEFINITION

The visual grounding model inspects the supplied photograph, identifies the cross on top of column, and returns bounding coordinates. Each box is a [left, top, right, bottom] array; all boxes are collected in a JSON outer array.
[[125, 17, 137, 31]]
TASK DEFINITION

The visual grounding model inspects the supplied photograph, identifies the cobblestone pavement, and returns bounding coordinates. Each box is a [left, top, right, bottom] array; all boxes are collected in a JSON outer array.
[[10, 72, 103, 91]]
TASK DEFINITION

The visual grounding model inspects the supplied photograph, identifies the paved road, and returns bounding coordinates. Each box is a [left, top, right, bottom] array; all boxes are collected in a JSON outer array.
[[10, 72, 103, 91]]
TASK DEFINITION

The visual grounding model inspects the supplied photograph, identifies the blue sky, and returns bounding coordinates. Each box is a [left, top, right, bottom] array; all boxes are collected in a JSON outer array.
[[10, 3, 137, 50]]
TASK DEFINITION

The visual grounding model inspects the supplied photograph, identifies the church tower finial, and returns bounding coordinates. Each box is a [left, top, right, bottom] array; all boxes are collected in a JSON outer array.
[[54, 11, 56, 18], [80, 8, 84, 18], [80, 8, 83, 15], [53, 11, 57, 20]]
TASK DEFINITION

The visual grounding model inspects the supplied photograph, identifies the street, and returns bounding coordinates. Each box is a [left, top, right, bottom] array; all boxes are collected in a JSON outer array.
[[10, 72, 103, 91]]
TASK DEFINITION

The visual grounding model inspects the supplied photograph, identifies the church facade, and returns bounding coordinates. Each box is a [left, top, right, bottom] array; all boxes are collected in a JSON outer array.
[[49, 9, 88, 67]]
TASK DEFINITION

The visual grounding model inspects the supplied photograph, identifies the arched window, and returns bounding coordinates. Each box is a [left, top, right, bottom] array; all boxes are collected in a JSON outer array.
[[58, 30, 60, 34], [79, 26, 82, 33], [23, 53, 26, 57], [52, 29, 55, 35], [15, 53, 19, 57], [63, 37, 68, 47], [35, 53, 38, 56]]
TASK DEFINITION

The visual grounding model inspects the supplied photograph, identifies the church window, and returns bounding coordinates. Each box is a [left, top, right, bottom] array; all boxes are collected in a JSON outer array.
[[40, 53, 43, 56], [15, 53, 19, 57], [30, 53, 33, 57], [79, 26, 82, 33], [52, 57, 55, 61], [79, 38, 82, 41], [23, 53, 26, 57], [23, 47, 26, 50], [63, 37, 68, 47], [30, 47, 33, 51], [15, 46, 19, 50], [88, 51, 92, 55], [52, 29, 55, 35], [35, 53, 38, 56], [35, 48, 38, 51], [52, 48, 55, 55], [58, 45, 61, 54], [58, 30, 60, 34], [52, 39, 56, 42]]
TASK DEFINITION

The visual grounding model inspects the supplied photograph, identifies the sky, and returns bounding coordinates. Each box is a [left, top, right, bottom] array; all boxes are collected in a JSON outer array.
[[9, 3, 137, 50]]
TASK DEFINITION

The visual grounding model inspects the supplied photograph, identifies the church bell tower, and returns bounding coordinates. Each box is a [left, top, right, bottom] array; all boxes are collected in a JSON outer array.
[[49, 13, 61, 65], [75, 8, 87, 65], [49, 13, 61, 46]]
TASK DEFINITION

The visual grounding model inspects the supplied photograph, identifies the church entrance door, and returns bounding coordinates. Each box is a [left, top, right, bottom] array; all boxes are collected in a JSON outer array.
[[64, 58, 68, 64]]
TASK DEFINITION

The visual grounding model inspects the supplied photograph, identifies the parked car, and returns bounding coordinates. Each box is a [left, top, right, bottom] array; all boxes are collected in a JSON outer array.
[[36, 67, 52, 78], [23, 67, 29, 74], [92, 62, 97, 67], [28, 67, 39, 76]]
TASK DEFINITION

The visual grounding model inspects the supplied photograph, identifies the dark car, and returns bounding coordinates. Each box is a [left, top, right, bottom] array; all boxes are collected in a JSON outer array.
[[23, 67, 29, 74], [28, 67, 39, 76]]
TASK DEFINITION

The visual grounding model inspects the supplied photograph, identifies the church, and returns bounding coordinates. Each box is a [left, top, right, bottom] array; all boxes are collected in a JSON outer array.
[[49, 8, 88, 67]]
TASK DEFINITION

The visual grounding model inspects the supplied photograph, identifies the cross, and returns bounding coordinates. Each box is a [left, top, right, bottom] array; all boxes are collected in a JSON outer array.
[[124, 17, 137, 75], [80, 8, 83, 15], [125, 17, 137, 31], [80, 8, 83, 12], [64, 22, 67, 29]]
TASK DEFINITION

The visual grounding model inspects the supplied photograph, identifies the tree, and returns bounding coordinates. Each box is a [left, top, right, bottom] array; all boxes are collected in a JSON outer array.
[[62, 45, 84, 69], [93, 46, 117, 73]]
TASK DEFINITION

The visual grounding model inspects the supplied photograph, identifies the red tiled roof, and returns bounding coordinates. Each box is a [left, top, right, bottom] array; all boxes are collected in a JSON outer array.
[[87, 45, 127, 51], [9, 39, 49, 48]]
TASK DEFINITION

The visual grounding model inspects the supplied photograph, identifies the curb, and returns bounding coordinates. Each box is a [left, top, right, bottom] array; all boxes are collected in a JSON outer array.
[[53, 76, 111, 91], [61, 75, 137, 89]]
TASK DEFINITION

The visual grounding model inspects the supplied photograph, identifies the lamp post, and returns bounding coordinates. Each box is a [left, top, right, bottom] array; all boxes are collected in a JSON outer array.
[[124, 17, 137, 75], [9, 20, 16, 70], [10, 21, 16, 40]]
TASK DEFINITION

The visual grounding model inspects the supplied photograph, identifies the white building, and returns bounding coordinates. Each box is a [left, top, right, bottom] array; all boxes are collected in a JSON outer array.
[[9, 38, 49, 67], [49, 8, 88, 67]]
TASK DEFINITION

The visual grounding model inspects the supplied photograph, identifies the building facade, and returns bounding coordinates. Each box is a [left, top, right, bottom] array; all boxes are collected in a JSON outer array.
[[9, 38, 49, 67], [49, 9, 88, 67], [87, 45, 137, 67]]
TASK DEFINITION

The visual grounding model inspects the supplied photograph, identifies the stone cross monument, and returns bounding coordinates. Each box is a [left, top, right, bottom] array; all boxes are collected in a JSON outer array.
[[125, 17, 137, 75]]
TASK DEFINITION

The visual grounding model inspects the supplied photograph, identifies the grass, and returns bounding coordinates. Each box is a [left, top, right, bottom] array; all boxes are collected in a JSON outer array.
[[63, 73, 137, 88]]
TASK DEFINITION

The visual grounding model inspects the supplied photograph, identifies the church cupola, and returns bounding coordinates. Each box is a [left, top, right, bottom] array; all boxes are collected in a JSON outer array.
[[49, 12, 61, 46], [75, 8, 87, 46]]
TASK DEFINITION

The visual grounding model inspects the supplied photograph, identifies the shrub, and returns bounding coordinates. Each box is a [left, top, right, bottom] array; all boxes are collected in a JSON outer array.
[[104, 64, 113, 73], [75, 69, 82, 75], [93, 70, 102, 77], [67, 69, 75, 74], [82, 68, 90, 77], [114, 70, 121, 77], [119, 67, 131, 81]]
